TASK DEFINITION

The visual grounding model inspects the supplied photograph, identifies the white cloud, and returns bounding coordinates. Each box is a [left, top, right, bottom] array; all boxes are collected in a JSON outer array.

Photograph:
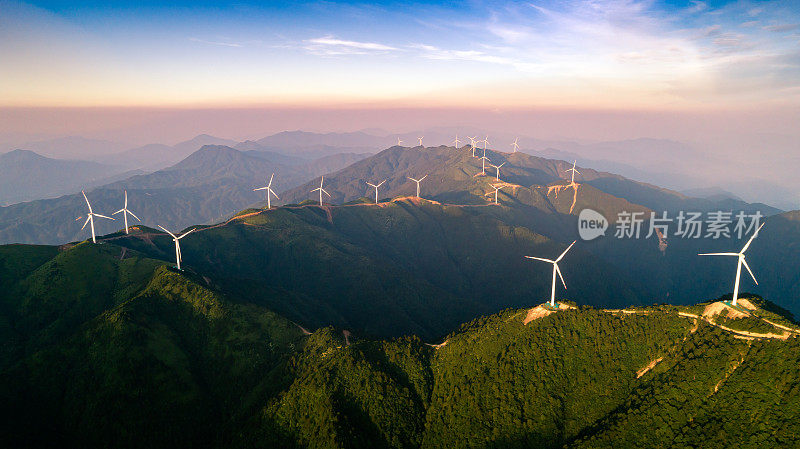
[[763, 23, 800, 33], [304, 36, 399, 55], [189, 38, 243, 48]]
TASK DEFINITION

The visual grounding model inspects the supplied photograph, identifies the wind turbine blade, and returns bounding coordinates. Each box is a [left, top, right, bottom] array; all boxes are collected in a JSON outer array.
[[367, 182, 376, 188], [698, 252, 739, 256], [322, 189, 331, 197], [408, 176, 417, 182], [254, 187, 267, 191], [498, 162, 505, 168], [158, 225, 177, 239], [81, 216, 92, 230], [94, 214, 115, 220], [420, 175, 427, 181], [555, 264, 567, 289], [269, 188, 279, 199], [178, 228, 196, 239], [555, 240, 576, 262], [128, 210, 141, 222], [740, 222, 765, 253], [112, 209, 124, 215], [378, 180, 386, 187], [82, 190, 92, 213], [268, 173, 274, 187], [741, 258, 758, 285], [525, 256, 555, 263]]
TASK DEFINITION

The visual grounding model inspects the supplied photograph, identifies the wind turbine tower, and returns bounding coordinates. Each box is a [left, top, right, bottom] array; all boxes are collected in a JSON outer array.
[[479, 148, 490, 175], [452, 135, 461, 148], [489, 185, 503, 204], [112, 190, 140, 234], [407, 175, 427, 198], [566, 160, 581, 183], [490, 162, 506, 181], [366, 179, 386, 204], [468, 136, 477, 157], [699, 223, 765, 306], [253, 173, 279, 209], [310, 176, 331, 206], [158, 225, 195, 271], [80, 190, 115, 243], [525, 240, 577, 308]]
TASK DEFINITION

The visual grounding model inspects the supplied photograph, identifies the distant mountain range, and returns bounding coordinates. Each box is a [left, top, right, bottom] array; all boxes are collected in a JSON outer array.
[[0, 150, 136, 206], [0, 145, 369, 245]]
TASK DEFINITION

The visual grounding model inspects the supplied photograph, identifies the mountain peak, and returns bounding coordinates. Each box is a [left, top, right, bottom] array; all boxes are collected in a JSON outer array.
[[1, 148, 47, 162]]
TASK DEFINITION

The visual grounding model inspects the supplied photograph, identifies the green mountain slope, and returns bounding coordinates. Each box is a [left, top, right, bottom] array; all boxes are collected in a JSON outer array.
[[108, 200, 642, 340], [240, 301, 800, 449], [0, 242, 305, 448], [2, 238, 799, 448]]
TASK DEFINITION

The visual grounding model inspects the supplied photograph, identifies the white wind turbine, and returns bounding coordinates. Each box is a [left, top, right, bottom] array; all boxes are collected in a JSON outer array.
[[407, 175, 427, 198], [397, 137, 403, 146], [418, 136, 424, 147], [80, 190, 115, 243], [158, 225, 195, 271], [366, 179, 386, 203], [510, 137, 520, 153], [699, 223, 765, 307], [490, 162, 506, 181], [482, 135, 490, 150], [112, 190, 140, 234], [566, 160, 581, 183], [488, 184, 503, 204], [468, 136, 477, 157], [452, 135, 461, 148], [310, 176, 331, 206], [479, 148, 491, 175], [525, 240, 576, 308], [253, 173, 279, 209]]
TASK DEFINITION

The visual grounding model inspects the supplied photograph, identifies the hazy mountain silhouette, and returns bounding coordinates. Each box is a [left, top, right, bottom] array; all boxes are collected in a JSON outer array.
[[0, 150, 135, 206]]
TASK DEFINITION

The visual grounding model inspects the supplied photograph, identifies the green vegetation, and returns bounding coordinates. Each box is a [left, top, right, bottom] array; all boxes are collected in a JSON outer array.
[[1, 241, 799, 449]]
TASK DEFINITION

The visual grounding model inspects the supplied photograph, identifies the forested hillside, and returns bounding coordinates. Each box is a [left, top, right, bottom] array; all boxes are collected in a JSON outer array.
[[3, 238, 798, 448]]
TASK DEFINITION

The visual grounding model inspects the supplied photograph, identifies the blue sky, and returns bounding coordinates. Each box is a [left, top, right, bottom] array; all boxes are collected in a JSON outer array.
[[2, 0, 799, 108]]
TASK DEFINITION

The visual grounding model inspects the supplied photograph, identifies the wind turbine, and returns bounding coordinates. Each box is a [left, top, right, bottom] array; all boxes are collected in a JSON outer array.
[[468, 136, 477, 157], [452, 135, 461, 148], [397, 137, 403, 146], [490, 162, 506, 181], [158, 225, 195, 271], [418, 136, 424, 147], [479, 148, 490, 175], [310, 176, 331, 206], [253, 173, 279, 209], [407, 175, 427, 198], [80, 190, 114, 243], [699, 223, 764, 307], [483, 135, 490, 150], [510, 138, 520, 153], [566, 160, 581, 183], [366, 179, 386, 204], [525, 240, 576, 308], [112, 190, 140, 234], [488, 184, 503, 204]]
